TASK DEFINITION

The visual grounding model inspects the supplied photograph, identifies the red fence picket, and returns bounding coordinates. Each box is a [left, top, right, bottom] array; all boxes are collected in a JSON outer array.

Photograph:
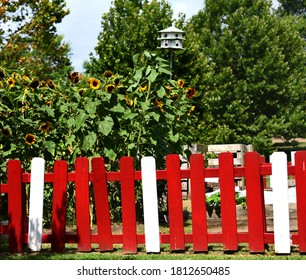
[[91, 157, 113, 252], [295, 151, 306, 253], [75, 157, 91, 252], [120, 157, 137, 254], [7, 160, 24, 253], [51, 160, 68, 253], [190, 154, 208, 252], [219, 153, 238, 251], [166, 154, 185, 251], [1, 151, 306, 254], [244, 152, 265, 253]]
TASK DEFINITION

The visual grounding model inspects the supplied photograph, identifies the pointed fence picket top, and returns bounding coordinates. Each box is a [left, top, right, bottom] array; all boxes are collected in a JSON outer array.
[[28, 157, 45, 252], [270, 152, 291, 254]]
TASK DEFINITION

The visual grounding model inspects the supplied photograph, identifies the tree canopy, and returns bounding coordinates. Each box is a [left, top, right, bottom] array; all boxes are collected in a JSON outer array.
[[0, 0, 72, 79], [178, 0, 306, 154], [84, 0, 178, 76]]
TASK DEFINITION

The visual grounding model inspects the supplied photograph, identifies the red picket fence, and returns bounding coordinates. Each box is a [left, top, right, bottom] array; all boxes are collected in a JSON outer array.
[[1, 151, 306, 254]]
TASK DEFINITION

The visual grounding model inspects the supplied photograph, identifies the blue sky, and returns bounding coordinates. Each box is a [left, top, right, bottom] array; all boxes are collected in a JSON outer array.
[[57, 0, 279, 72]]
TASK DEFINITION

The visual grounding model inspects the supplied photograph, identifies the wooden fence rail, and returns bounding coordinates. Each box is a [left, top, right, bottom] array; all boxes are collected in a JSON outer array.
[[1, 151, 306, 254]]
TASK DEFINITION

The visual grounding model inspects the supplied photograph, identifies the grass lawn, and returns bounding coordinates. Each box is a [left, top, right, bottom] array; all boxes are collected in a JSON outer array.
[[1, 240, 306, 260]]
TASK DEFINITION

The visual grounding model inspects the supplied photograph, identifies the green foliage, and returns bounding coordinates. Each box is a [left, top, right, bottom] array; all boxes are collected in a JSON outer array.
[[84, 0, 182, 76], [178, 0, 306, 155], [0, 51, 196, 223], [0, 0, 72, 79]]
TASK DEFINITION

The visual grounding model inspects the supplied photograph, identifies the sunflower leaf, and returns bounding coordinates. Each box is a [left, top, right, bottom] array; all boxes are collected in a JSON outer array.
[[82, 132, 97, 152], [97, 116, 114, 136]]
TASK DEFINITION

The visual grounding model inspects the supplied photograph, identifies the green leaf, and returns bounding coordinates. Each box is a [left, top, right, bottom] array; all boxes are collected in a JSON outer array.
[[110, 105, 125, 113], [145, 65, 152, 76], [82, 132, 97, 152], [169, 131, 180, 142], [147, 69, 158, 83], [75, 111, 87, 131], [41, 105, 55, 117], [97, 116, 114, 136], [123, 110, 137, 120], [43, 140, 56, 156], [157, 86, 166, 98], [148, 111, 160, 122], [134, 69, 143, 82], [104, 147, 117, 161]]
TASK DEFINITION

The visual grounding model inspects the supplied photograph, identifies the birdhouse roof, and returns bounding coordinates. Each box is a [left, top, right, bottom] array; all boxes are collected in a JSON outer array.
[[158, 25, 184, 34]]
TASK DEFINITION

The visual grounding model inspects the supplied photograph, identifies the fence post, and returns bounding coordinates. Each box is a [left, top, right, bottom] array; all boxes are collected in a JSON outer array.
[[28, 158, 45, 252], [141, 156, 160, 253], [219, 152, 238, 251], [91, 157, 113, 252], [166, 154, 185, 251], [75, 157, 91, 252], [245, 152, 265, 253], [7, 160, 23, 253], [270, 152, 291, 254], [294, 151, 306, 252], [51, 160, 68, 253], [120, 157, 137, 254], [190, 154, 208, 252]]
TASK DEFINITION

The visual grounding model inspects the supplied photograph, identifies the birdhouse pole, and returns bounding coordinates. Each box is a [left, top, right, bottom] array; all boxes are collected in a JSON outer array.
[[158, 25, 184, 79]]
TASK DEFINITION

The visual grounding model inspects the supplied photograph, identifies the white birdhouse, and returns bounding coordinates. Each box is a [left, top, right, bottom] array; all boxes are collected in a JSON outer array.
[[158, 25, 184, 50]]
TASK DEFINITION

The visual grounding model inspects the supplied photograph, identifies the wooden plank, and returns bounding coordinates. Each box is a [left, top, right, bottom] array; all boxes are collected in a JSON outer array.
[[51, 160, 68, 253], [120, 157, 137, 254], [218, 152, 238, 251], [141, 156, 160, 253], [294, 151, 306, 252], [190, 154, 208, 252], [7, 160, 24, 253], [270, 152, 291, 254], [75, 157, 91, 252], [91, 157, 113, 252], [28, 158, 45, 252], [244, 152, 265, 253], [166, 154, 185, 251]]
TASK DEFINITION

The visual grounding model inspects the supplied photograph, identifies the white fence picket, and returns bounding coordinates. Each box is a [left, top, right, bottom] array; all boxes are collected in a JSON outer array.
[[141, 156, 160, 253], [270, 152, 291, 254], [28, 157, 45, 251]]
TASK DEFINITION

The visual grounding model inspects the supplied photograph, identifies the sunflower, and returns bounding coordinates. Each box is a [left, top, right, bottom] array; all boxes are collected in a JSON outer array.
[[103, 70, 113, 78], [88, 78, 101, 90], [6, 77, 15, 88], [29, 78, 39, 89], [124, 95, 133, 106], [186, 87, 196, 99], [39, 121, 51, 133], [105, 84, 115, 93], [22, 75, 30, 86], [47, 79, 56, 89], [0, 69, 5, 79], [25, 134, 36, 145], [155, 99, 164, 112], [177, 79, 185, 89], [139, 84, 147, 92], [1, 128, 11, 137], [68, 72, 81, 83]]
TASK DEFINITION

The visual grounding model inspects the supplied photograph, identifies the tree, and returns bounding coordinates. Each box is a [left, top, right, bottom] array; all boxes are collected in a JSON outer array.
[[0, 0, 72, 79], [84, 0, 176, 76], [277, 0, 306, 16], [178, 0, 306, 155]]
